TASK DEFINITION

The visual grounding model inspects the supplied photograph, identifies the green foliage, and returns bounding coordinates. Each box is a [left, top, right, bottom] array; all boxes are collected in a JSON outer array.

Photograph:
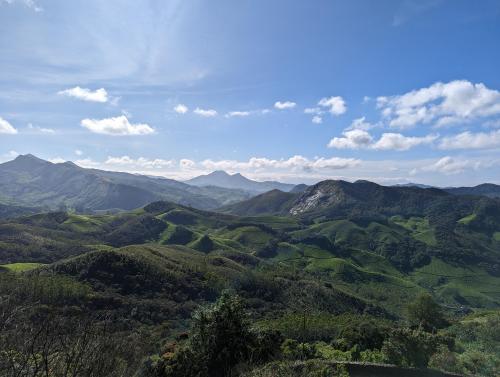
[[161, 292, 282, 377], [407, 293, 448, 332], [241, 361, 350, 377], [381, 328, 453, 368], [281, 339, 318, 360], [163, 225, 194, 245], [0, 262, 45, 272], [440, 311, 500, 377]]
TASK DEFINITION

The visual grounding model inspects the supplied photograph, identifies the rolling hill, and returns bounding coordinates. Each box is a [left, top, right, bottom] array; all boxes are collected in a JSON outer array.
[[445, 183, 500, 198], [2, 181, 500, 376]]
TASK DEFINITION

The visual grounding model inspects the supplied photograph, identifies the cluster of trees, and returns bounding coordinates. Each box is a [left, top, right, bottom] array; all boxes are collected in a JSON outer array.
[[139, 292, 465, 377], [0, 274, 142, 377]]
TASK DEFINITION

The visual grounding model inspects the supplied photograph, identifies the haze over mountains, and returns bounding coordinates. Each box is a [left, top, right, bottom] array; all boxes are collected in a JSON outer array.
[[0, 154, 252, 214], [1, 154, 499, 218], [185, 170, 296, 193]]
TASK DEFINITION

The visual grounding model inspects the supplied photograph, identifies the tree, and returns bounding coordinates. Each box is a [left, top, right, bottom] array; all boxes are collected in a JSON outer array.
[[407, 293, 448, 332], [382, 328, 453, 368], [161, 292, 282, 377]]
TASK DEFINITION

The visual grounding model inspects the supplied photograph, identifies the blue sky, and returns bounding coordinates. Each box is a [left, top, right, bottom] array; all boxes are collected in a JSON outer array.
[[1, 0, 500, 185]]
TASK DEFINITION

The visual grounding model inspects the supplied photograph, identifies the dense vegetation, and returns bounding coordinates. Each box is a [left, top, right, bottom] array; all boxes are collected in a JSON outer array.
[[1, 179, 499, 376]]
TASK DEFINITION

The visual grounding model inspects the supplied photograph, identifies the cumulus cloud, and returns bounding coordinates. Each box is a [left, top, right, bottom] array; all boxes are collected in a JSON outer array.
[[58, 86, 108, 103], [4, 150, 19, 158], [174, 104, 188, 114], [225, 111, 250, 118], [105, 156, 175, 169], [75, 149, 83, 156], [201, 155, 360, 172], [304, 107, 322, 115], [346, 117, 378, 131], [377, 80, 500, 129], [328, 129, 437, 151], [439, 129, 500, 150], [312, 115, 322, 124], [328, 129, 373, 149], [372, 133, 438, 151], [194, 108, 218, 117], [274, 101, 296, 110], [49, 157, 66, 164], [420, 156, 474, 175], [180, 159, 196, 170], [0, 116, 18, 134], [81, 115, 155, 135], [318, 96, 347, 115], [28, 123, 55, 134]]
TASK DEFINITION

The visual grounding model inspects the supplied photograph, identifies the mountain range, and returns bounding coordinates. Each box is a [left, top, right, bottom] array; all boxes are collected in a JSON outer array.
[[185, 170, 296, 193], [1, 155, 499, 219], [0, 154, 252, 214], [2, 166, 500, 376]]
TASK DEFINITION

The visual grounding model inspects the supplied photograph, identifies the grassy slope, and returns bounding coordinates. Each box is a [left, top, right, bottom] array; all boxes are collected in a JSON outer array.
[[1, 201, 499, 317], [0, 262, 45, 272]]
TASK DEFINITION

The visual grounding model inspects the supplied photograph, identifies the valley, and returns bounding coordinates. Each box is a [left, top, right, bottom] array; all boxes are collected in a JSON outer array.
[[1, 172, 499, 376]]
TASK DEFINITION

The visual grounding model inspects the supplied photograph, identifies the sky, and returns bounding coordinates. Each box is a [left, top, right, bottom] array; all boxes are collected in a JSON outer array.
[[1, 0, 500, 186]]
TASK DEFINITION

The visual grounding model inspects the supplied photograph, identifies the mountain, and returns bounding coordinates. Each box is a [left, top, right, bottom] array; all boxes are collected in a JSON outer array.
[[290, 183, 309, 193], [0, 154, 251, 213], [393, 182, 435, 189], [2, 185, 499, 376], [185, 170, 296, 193], [223, 179, 453, 217], [445, 183, 500, 198], [219, 189, 298, 216]]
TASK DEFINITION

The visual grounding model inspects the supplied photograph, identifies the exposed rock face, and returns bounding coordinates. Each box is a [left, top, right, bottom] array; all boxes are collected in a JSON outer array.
[[289, 181, 350, 215]]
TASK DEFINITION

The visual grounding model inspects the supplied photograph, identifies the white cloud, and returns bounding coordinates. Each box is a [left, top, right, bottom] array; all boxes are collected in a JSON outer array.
[[4, 150, 19, 158], [225, 111, 250, 118], [328, 129, 437, 151], [180, 159, 196, 170], [105, 156, 175, 169], [74, 158, 101, 168], [274, 101, 296, 110], [439, 129, 500, 150], [201, 155, 360, 172], [318, 96, 347, 115], [81, 115, 155, 135], [304, 107, 322, 115], [49, 157, 66, 164], [328, 129, 373, 149], [312, 115, 322, 124], [377, 80, 500, 129], [28, 123, 55, 133], [1, 0, 43, 12], [174, 104, 188, 114], [0, 116, 18, 134], [58, 86, 109, 103], [346, 117, 377, 131], [75, 149, 83, 156], [194, 108, 218, 117], [420, 156, 473, 175], [372, 133, 438, 151]]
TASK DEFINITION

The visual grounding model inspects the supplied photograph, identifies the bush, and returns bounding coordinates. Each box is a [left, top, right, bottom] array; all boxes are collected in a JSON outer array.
[[161, 292, 282, 377], [382, 328, 453, 368]]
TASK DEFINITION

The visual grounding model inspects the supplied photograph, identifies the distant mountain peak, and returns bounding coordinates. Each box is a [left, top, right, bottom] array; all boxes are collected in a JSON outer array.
[[15, 153, 44, 161], [186, 170, 296, 193]]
